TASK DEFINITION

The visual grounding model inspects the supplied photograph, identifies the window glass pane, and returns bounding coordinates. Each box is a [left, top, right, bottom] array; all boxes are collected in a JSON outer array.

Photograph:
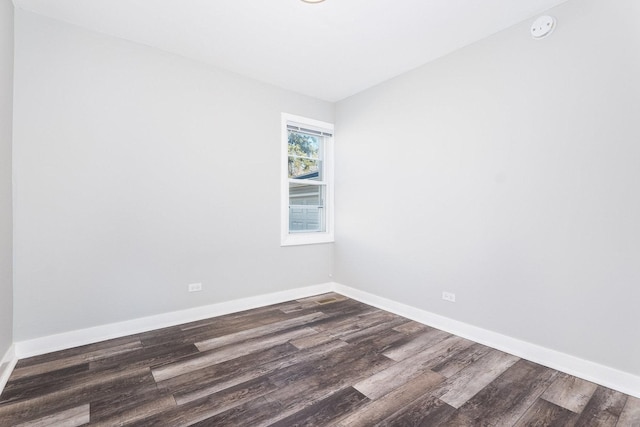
[[288, 130, 323, 180], [289, 182, 325, 233]]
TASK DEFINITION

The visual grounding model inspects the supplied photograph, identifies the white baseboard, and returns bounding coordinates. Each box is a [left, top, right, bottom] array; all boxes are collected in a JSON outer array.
[[0, 343, 18, 396], [333, 283, 640, 399], [14, 283, 333, 359], [9, 281, 640, 400]]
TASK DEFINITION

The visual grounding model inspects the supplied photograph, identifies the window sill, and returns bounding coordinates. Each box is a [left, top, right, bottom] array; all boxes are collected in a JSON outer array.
[[281, 233, 335, 247]]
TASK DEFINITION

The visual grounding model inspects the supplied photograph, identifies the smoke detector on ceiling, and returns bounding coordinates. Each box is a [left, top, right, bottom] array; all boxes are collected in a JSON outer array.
[[531, 15, 556, 39]]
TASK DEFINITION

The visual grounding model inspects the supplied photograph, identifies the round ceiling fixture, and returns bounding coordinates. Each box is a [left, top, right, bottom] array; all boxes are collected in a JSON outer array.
[[531, 15, 556, 39], [301, 0, 325, 3]]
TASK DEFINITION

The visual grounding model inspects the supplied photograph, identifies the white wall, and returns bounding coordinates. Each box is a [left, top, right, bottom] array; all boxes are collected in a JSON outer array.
[[12, 11, 334, 341], [0, 0, 14, 358], [11, 0, 640, 382], [335, 0, 640, 376]]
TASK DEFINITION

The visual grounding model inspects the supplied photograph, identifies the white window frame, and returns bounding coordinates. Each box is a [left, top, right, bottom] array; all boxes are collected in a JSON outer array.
[[281, 113, 334, 246]]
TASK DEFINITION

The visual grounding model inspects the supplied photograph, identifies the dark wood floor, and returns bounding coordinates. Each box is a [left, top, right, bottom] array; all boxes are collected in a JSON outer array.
[[1, 293, 638, 426]]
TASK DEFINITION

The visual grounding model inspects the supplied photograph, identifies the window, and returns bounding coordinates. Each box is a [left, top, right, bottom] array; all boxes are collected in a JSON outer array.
[[281, 113, 334, 246]]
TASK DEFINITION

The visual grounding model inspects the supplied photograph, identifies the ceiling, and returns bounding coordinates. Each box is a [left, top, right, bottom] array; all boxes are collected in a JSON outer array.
[[13, 0, 570, 102]]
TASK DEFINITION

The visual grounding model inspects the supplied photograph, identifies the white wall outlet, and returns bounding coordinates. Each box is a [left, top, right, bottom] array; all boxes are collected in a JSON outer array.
[[442, 291, 456, 303], [188, 282, 202, 292]]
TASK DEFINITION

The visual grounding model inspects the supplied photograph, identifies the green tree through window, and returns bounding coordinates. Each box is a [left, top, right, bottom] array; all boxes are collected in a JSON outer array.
[[288, 131, 320, 179]]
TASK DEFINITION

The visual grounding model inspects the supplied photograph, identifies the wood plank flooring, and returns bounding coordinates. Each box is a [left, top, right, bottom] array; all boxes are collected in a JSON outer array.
[[1, 293, 638, 426]]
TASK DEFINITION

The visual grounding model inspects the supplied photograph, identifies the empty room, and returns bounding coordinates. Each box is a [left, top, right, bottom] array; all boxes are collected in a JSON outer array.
[[1, 0, 639, 425]]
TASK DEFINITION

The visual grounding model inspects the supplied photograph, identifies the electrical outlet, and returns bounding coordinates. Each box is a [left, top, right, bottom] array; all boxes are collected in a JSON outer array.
[[188, 283, 202, 292], [442, 291, 456, 303]]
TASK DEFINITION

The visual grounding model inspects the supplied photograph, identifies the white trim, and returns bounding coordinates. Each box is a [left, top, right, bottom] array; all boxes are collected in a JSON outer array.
[[281, 232, 335, 246], [9, 282, 640, 399], [14, 283, 333, 359], [332, 283, 640, 399], [281, 113, 335, 247], [0, 344, 18, 396]]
